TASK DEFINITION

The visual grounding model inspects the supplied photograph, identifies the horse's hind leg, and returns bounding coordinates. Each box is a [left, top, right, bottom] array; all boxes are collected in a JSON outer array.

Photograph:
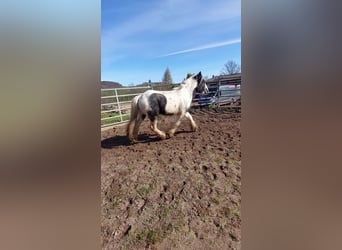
[[150, 118, 166, 140], [127, 95, 140, 143], [127, 119, 136, 143], [184, 111, 198, 131], [133, 114, 145, 140]]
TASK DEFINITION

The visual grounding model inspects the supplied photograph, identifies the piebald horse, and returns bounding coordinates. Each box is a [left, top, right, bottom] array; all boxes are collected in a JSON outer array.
[[127, 72, 208, 143]]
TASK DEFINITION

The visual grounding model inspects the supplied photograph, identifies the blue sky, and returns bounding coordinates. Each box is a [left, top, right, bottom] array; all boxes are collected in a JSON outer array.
[[101, 0, 241, 86]]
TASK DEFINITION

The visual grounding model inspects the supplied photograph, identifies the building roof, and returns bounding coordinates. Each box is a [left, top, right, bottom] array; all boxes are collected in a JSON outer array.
[[206, 73, 241, 86]]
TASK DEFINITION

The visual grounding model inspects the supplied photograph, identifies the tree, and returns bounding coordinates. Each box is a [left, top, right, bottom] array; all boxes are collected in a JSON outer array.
[[186, 73, 193, 79], [221, 60, 241, 75], [162, 67, 173, 84]]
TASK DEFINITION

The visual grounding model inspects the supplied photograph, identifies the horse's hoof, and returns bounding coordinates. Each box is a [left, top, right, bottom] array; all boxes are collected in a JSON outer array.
[[167, 129, 176, 138], [192, 126, 198, 132], [128, 137, 137, 144]]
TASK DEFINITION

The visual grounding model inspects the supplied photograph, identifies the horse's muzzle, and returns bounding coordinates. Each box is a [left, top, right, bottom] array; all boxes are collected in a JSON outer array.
[[203, 85, 209, 94]]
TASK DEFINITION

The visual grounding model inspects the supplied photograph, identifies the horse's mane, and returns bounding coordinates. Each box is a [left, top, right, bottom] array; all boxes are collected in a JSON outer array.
[[172, 79, 188, 90], [172, 84, 184, 90], [173, 76, 194, 90]]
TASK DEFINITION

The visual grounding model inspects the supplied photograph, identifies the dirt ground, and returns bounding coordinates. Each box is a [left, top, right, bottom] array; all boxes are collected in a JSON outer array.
[[101, 108, 241, 250]]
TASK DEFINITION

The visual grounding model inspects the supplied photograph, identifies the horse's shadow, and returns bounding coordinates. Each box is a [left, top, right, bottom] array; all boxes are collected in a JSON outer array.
[[101, 133, 160, 148], [101, 131, 193, 149]]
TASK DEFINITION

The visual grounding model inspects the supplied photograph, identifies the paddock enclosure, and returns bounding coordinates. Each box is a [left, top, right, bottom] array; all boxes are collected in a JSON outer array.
[[101, 108, 241, 249], [101, 74, 241, 128]]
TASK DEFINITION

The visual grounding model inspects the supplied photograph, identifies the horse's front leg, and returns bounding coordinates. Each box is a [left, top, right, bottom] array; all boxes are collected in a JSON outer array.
[[150, 117, 167, 140], [184, 111, 198, 132], [167, 114, 183, 138]]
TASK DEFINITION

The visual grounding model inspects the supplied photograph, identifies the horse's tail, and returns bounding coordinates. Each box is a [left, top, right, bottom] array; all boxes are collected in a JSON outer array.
[[127, 94, 140, 141]]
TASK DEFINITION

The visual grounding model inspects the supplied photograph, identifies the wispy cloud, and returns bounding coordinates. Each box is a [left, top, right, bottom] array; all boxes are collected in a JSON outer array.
[[101, 0, 241, 83], [102, 0, 240, 53], [157, 38, 241, 57]]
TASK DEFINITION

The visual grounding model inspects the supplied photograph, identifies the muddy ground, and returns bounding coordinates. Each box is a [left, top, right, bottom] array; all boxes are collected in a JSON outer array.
[[101, 108, 241, 250]]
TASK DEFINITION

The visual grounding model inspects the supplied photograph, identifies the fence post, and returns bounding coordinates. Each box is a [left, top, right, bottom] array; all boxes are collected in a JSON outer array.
[[114, 88, 123, 122]]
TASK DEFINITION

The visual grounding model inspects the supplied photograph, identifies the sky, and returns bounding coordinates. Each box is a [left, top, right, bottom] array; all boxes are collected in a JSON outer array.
[[101, 0, 241, 86]]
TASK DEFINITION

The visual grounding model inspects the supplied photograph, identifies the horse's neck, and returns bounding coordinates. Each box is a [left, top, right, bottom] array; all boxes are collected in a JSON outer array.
[[183, 80, 197, 98]]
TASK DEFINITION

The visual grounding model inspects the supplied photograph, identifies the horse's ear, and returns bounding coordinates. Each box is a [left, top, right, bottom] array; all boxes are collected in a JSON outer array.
[[194, 71, 202, 80], [198, 72, 202, 78]]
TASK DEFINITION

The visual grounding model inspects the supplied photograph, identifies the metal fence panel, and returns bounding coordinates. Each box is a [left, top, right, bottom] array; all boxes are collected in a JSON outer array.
[[101, 86, 152, 128], [101, 83, 240, 128]]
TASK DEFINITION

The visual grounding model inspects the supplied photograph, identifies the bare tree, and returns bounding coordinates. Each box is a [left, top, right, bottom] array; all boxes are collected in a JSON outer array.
[[162, 67, 173, 84], [221, 60, 241, 75]]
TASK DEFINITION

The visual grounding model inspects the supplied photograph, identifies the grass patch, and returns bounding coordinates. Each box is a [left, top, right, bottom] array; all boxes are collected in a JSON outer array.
[[160, 203, 177, 219], [109, 200, 120, 210], [134, 222, 181, 246], [101, 113, 130, 126], [213, 157, 223, 164], [208, 103, 217, 109], [146, 230, 158, 244], [136, 231, 147, 241], [210, 198, 219, 205], [136, 230, 160, 244], [137, 186, 152, 198], [233, 210, 241, 220]]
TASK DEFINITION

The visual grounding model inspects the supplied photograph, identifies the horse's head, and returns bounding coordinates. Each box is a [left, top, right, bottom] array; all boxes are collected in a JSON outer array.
[[194, 71, 208, 95]]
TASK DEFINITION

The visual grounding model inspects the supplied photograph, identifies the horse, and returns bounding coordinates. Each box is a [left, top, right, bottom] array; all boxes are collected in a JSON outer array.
[[126, 71, 208, 143]]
